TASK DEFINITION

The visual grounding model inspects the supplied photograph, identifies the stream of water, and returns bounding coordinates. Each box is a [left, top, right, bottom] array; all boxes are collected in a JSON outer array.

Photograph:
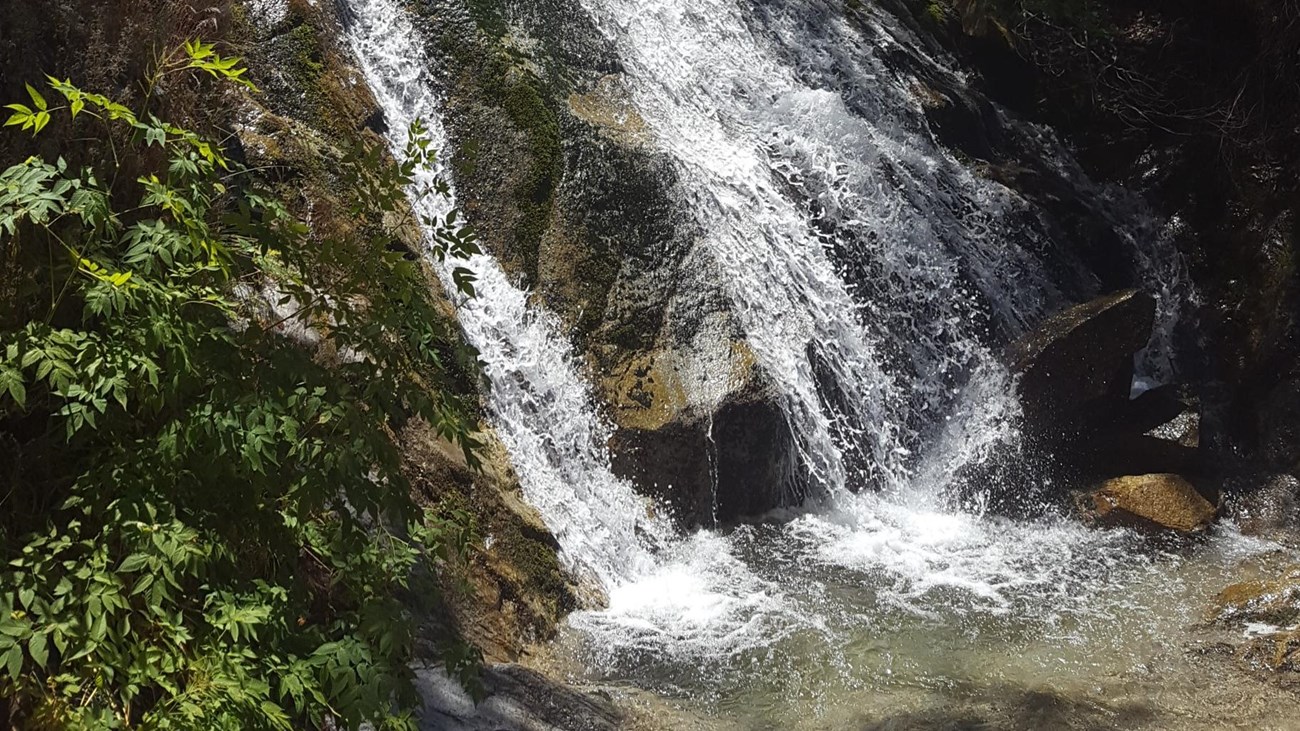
[[341, 0, 673, 591], [338, 0, 1300, 727]]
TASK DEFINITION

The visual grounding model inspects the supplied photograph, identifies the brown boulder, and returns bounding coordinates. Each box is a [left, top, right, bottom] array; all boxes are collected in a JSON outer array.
[[1213, 566, 1300, 627], [1083, 473, 1217, 533]]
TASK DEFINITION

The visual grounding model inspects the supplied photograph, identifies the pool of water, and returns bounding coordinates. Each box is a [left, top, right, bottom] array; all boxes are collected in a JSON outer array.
[[539, 493, 1300, 730]]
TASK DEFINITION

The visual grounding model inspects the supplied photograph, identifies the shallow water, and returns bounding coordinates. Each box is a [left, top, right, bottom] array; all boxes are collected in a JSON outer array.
[[544, 496, 1300, 730]]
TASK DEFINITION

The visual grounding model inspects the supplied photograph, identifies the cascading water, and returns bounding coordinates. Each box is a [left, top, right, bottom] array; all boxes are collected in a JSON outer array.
[[336, 0, 1295, 727], [339, 0, 673, 590], [545, 0, 1287, 724], [573, 0, 1073, 501]]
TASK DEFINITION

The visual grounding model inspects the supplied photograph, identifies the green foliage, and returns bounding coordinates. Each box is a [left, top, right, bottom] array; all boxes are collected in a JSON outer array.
[[0, 41, 484, 729]]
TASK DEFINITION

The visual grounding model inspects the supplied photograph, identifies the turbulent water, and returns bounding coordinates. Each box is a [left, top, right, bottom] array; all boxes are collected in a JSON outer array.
[[338, 0, 1298, 728]]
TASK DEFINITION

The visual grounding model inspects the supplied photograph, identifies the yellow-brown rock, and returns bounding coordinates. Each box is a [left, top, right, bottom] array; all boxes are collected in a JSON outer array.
[[1087, 473, 1217, 533], [1210, 566, 1300, 673], [1213, 566, 1300, 626]]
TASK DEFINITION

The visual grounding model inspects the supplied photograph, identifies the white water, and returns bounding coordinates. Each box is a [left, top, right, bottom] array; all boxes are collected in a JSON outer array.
[[551, 0, 1241, 691], [333, 2, 1294, 727], [340, 0, 673, 590], [574, 0, 1077, 500]]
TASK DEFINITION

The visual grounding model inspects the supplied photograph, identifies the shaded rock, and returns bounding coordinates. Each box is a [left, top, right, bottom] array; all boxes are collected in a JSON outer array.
[[605, 341, 800, 528], [415, 664, 622, 731], [1082, 473, 1217, 533], [1121, 385, 1189, 437], [1007, 289, 1156, 441], [1073, 434, 1203, 486], [1259, 379, 1300, 471], [1230, 473, 1300, 541], [1059, 392, 1211, 501], [401, 420, 581, 664]]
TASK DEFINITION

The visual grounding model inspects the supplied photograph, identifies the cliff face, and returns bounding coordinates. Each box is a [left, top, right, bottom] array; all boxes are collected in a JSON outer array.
[[237, 0, 585, 664], [905, 0, 1300, 478], [400, 0, 806, 528]]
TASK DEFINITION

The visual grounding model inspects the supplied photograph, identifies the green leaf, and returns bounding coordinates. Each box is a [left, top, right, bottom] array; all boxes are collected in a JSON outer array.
[[2, 646, 20, 679], [26, 83, 47, 111], [7, 377, 26, 408], [118, 554, 148, 573], [27, 633, 48, 669]]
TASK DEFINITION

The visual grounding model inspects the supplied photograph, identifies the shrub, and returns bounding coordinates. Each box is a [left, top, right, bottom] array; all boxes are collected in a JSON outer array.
[[0, 41, 483, 730]]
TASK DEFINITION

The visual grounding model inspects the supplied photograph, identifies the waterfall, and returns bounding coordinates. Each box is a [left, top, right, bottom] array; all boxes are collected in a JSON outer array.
[[339, 0, 673, 591], [571, 0, 1078, 501], [337, 0, 1213, 687]]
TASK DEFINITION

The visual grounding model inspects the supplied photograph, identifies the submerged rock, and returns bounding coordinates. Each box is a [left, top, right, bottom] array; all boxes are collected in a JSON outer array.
[[1210, 566, 1300, 673], [1213, 567, 1300, 627], [1082, 473, 1217, 533], [1007, 289, 1156, 442]]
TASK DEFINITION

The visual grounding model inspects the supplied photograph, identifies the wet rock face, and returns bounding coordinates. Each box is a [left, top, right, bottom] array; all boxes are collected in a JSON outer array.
[[1230, 473, 1300, 541], [401, 421, 579, 663], [1007, 289, 1156, 442], [1259, 379, 1300, 472], [412, 0, 698, 355], [1082, 473, 1217, 534], [403, 0, 812, 528], [605, 344, 800, 529]]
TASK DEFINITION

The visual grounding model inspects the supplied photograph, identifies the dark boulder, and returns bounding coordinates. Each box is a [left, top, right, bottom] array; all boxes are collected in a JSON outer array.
[[1259, 379, 1300, 472], [987, 291, 1224, 516], [1074, 434, 1203, 486], [604, 347, 801, 529], [1007, 289, 1156, 443], [1065, 387, 1206, 485]]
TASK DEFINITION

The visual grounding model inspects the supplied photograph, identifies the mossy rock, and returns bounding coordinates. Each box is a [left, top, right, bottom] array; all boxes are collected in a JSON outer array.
[[243, 1, 382, 140], [400, 419, 579, 663]]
